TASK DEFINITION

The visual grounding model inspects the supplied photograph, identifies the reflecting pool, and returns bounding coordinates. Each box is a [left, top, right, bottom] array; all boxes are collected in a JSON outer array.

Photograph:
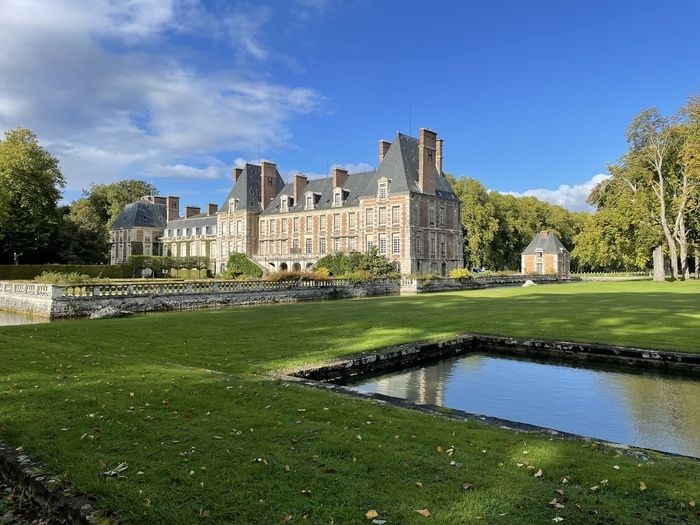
[[0, 311, 49, 326]]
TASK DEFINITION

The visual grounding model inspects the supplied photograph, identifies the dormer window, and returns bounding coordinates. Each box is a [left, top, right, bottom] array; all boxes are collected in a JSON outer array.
[[281, 197, 289, 212], [536, 249, 543, 259], [305, 194, 314, 210], [333, 190, 342, 206], [228, 199, 238, 213], [378, 179, 389, 200]]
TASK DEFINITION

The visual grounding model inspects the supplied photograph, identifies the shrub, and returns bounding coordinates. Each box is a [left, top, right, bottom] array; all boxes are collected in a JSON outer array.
[[340, 270, 373, 284], [417, 273, 444, 282], [315, 253, 351, 276], [33, 271, 102, 284], [449, 268, 473, 281], [0, 264, 132, 281], [264, 270, 329, 282], [316, 248, 396, 278], [226, 253, 263, 279]]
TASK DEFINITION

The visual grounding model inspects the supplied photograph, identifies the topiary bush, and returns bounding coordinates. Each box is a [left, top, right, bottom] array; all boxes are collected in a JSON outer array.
[[449, 268, 473, 281], [226, 253, 263, 279]]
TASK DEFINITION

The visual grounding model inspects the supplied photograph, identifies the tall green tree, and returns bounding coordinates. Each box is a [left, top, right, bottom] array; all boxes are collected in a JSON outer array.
[[58, 198, 110, 264], [0, 127, 65, 263], [447, 175, 498, 268], [85, 179, 157, 226]]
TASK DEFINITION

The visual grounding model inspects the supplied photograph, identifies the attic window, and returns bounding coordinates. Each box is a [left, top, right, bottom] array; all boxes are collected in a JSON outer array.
[[378, 181, 388, 200], [536, 250, 543, 259], [305, 194, 314, 210], [333, 189, 343, 207], [229, 199, 238, 213]]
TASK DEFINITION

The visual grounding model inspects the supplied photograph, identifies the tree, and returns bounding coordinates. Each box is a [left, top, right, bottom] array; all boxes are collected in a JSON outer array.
[[0, 127, 65, 263], [85, 180, 157, 226], [58, 198, 110, 264], [447, 175, 498, 269]]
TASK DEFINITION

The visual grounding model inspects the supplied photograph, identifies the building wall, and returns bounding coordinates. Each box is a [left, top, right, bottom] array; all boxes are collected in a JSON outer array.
[[215, 210, 260, 273], [110, 228, 164, 264], [521, 251, 570, 278]]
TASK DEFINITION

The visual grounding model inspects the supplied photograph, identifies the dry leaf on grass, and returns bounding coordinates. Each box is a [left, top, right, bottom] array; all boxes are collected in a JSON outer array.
[[416, 509, 431, 517]]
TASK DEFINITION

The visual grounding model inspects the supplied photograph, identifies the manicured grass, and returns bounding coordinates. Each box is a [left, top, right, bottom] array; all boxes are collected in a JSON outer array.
[[0, 280, 699, 524]]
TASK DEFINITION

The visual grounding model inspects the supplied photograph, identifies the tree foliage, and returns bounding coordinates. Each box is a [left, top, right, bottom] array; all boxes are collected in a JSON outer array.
[[85, 179, 158, 226], [0, 127, 65, 263], [225, 253, 263, 279], [316, 248, 397, 277], [58, 198, 110, 264]]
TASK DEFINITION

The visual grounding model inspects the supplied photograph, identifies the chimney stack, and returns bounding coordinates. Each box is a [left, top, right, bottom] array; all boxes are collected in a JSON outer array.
[[185, 205, 201, 218], [260, 161, 277, 209], [166, 196, 180, 221], [152, 196, 167, 206], [293, 173, 308, 203], [208, 203, 218, 215], [418, 128, 438, 195], [435, 138, 443, 174], [332, 167, 348, 188], [234, 167, 244, 182], [379, 139, 391, 163]]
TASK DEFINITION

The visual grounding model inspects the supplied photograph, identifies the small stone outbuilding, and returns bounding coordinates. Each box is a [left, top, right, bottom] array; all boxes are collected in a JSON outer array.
[[521, 230, 570, 278]]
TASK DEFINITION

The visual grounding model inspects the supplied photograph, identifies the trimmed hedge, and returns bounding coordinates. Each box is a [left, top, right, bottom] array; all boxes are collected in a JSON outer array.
[[0, 264, 132, 281]]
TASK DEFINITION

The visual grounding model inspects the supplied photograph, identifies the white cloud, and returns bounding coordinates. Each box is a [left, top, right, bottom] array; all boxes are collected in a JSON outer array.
[[501, 174, 610, 212], [0, 0, 322, 190], [333, 162, 374, 173]]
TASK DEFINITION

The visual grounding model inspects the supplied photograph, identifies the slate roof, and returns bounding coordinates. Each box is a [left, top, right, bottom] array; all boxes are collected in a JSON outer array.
[[166, 213, 217, 230], [522, 231, 569, 254], [261, 132, 458, 216], [111, 201, 166, 230], [219, 163, 286, 213]]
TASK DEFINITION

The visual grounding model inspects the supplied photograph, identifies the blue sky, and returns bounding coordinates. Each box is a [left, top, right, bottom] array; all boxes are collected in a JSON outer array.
[[1, 0, 699, 211]]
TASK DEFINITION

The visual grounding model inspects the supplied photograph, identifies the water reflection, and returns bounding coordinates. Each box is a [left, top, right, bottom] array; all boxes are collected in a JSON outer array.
[[348, 353, 700, 457], [0, 310, 48, 326]]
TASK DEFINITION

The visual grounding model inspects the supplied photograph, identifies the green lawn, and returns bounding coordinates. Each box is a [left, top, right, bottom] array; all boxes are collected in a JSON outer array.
[[0, 280, 699, 524]]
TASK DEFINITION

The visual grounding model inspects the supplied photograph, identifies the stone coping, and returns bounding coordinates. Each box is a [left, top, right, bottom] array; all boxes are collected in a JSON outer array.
[[0, 442, 106, 524], [285, 334, 700, 460]]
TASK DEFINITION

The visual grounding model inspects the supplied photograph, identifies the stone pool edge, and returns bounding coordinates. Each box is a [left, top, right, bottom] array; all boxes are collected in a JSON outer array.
[[281, 333, 700, 461]]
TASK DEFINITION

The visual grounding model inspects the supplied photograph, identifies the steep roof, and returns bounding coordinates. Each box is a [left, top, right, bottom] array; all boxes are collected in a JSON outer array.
[[261, 132, 458, 215], [219, 163, 286, 213], [166, 213, 217, 230], [522, 231, 569, 255], [111, 200, 166, 230]]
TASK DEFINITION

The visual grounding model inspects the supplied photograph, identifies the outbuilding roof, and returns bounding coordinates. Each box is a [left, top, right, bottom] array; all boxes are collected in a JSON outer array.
[[111, 201, 166, 230], [522, 231, 569, 254]]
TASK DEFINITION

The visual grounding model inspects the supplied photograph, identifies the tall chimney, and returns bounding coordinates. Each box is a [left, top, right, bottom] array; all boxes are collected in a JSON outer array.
[[166, 196, 180, 221], [260, 161, 277, 209], [418, 128, 438, 195], [152, 196, 167, 206], [435, 138, 443, 174], [185, 206, 201, 218], [332, 167, 348, 188], [379, 140, 391, 163], [233, 167, 243, 182], [293, 173, 308, 203], [208, 203, 218, 215]]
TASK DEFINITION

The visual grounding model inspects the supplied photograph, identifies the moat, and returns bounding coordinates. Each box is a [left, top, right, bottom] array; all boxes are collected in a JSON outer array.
[[346, 352, 700, 457]]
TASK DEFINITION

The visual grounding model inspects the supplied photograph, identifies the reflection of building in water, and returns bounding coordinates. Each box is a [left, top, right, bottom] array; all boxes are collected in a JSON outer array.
[[374, 360, 457, 407], [613, 373, 700, 455]]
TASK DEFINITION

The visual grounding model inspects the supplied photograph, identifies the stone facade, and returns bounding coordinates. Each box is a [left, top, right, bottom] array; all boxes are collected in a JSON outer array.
[[110, 128, 464, 275], [520, 230, 571, 278]]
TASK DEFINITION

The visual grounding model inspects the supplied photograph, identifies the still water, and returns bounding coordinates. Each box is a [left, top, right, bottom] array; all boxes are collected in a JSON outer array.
[[347, 353, 700, 457], [0, 311, 48, 326]]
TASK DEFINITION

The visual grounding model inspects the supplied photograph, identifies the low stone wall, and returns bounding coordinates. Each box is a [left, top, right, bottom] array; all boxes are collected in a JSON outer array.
[[399, 274, 560, 293], [0, 279, 401, 319], [0, 275, 567, 319]]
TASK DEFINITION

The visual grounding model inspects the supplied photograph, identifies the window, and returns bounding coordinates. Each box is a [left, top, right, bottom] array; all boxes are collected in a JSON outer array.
[[219, 242, 224, 258], [536, 262, 544, 274], [348, 237, 357, 251], [293, 217, 300, 233], [202, 226, 208, 235], [333, 238, 340, 252], [184, 228, 190, 236], [378, 207, 387, 226], [260, 220, 266, 235], [305, 238, 312, 254], [378, 181, 388, 200], [292, 239, 300, 252], [235, 241, 242, 253], [236, 220, 243, 235], [429, 207, 436, 227], [392, 234, 401, 255], [391, 206, 400, 225], [416, 231, 423, 256], [333, 213, 341, 231], [320, 215, 326, 231], [429, 232, 436, 257], [365, 235, 375, 252], [378, 234, 387, 254], [270, 219, 276, 234], [270, 241, 275, 255], [306, 216, 312, 230], [195, 227, 200, 235], [365, 208, 374, 227], [281, 197, 289, 212], [305, 194, 313, 210], [282, 218, 288, 233], [259, 241, 265, 254], [319, 238, 326, 254], [333, 190, 342, 206], [229, 200, 235, 213], [348, 212, 356, 230], [440, 233, 446, 257], [176, 228, 181, 236], [439, 207, 446, 227], [536, 250, 543, 259]]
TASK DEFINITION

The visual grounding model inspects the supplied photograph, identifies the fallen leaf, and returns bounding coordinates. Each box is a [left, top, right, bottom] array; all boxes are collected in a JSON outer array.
[[552, 517, 564, 523], [365, 510, 379, 520], [415, 481, 423, 488], [555, 489, 564, 496], [613, 465, 620, 470], [534, 469, 543, 478], [639, 481, 647, 491], [561, 477, 569, 484], [462, 482, 473, 491], [416, 509, 431, 517], [102, 461, 128, 477], [372, 520, 386, 525], [590, 486, 599, 491], [436, 446, 443, 454], [689, 500, 696, 508], [301, 489, 312, 497]]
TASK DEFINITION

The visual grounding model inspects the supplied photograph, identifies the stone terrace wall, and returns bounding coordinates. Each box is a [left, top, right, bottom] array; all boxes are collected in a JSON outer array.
[[0, 275, 566, 319]]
